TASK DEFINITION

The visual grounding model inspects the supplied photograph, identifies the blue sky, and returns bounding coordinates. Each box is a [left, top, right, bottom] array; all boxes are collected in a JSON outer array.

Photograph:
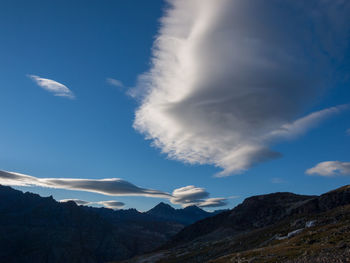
[[0, 0, 349, 211]]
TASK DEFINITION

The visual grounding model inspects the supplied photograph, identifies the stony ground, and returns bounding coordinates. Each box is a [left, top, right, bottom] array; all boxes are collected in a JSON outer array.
[[118, 204, 350, 263]]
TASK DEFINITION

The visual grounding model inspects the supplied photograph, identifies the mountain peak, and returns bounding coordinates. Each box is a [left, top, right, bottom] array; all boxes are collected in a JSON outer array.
[[146, 202, 175, 214], [158, 201, 173, 207]]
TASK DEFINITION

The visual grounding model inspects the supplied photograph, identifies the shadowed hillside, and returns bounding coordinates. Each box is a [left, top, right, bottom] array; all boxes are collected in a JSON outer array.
[[120, 185, 350, 263], [0, 185, 217, 263]]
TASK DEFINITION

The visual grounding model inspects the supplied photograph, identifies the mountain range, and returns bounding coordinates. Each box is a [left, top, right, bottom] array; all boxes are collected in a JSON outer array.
[[1, 184, 350, 263], [122, 185, 350, 263], [0, 185, 219, 263]]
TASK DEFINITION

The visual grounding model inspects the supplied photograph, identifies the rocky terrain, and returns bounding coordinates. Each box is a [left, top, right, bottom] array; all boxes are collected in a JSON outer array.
[[120, 185, 350, 263], [0, 185, 217, 263], [2, 184, 350, 263]]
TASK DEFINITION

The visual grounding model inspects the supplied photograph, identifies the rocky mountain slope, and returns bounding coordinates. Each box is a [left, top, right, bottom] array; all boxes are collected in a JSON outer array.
[[0, 185, 216, 263], [120, 185, 350, 263], [165, 192, 316, 248]]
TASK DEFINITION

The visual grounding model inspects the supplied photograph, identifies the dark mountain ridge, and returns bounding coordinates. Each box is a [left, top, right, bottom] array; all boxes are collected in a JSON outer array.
[[0, 185, 220, 263], [166, 186, 350, 248], [165, 192, 316, 247], [0, 185, 217, 263], [122, 185, 350, 263], [3, 184, 350, 263]]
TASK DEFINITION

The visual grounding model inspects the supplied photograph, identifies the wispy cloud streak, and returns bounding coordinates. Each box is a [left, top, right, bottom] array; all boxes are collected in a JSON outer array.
[[60, 199, 125, 209], [106, 78, 124, 89]]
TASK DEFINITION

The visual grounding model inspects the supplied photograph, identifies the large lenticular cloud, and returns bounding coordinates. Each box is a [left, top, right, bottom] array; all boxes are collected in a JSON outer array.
[[0, 170, 228, 208], [133, 0, 350, 176]]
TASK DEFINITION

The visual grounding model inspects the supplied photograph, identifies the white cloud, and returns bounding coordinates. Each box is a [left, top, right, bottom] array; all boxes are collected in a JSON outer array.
[[0, 170, 228, 208], [132, 0, 350, 176], [306, 161, 350, 176], [28, 74, 75, 99], [170, 185, 227, 208], [60, 199, 125, 209], [106, 78, 124, 88], [96, 200, 125, 209], [0, 170, 170, 198], [171, 185, 209, 205], [267, 105, 348, 141], [196, 198, 227, 208]]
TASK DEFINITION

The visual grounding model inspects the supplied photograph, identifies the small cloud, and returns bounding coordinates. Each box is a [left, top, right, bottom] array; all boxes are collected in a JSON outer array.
[[170, 185, 227, 208], [60, 199, 125, 209], [106, 78, 124, 89], [171, 185, 209, 205], [96, 200, 125, 209], [28, 74, 75, 99], [196, 198, 227, 208], [306, 161, 350, 176], [347, 128, 350, 135]]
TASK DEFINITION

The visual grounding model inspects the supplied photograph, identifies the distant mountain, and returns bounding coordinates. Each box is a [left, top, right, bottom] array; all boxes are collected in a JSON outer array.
[[122, 185, 350, 263], [146, 202, 178, 218], [0, 185, 219, 263], [83, 201, 219, 226], [146, 202, 215, 225]]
